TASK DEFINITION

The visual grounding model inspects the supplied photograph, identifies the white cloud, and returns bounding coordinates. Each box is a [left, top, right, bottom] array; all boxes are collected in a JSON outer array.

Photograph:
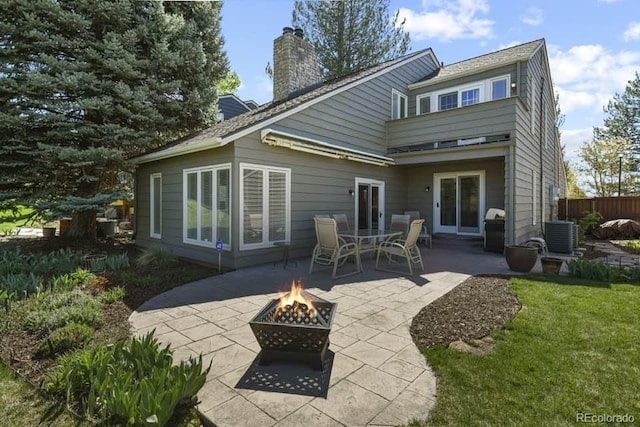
[[547, 43, 640, 115], [561, 128, 593, 162], [521, 7, 543, 26], [397, 0, 494, 42], [597, 0, 621, 3], [623, 22, 640, 41]]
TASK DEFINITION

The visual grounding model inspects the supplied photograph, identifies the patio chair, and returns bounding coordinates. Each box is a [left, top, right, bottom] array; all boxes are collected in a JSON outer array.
[[376, 219, 425, 275], [390, 214, 411, 239], [332, 213, 350, 232], [309, 217, 361, 279], [404, 210, 432, 248]]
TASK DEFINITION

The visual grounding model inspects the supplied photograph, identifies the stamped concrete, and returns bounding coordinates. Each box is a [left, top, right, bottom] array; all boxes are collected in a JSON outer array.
[[129, 237, 515, 426]]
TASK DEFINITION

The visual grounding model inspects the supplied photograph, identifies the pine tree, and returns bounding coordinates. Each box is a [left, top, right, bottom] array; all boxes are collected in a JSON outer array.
[[292, 0, 410, 80], [595, 72, 640, 152], [0, 0, 229, 238]]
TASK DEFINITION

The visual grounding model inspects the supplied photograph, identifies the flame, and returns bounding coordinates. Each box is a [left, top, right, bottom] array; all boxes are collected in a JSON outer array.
[[278, 281, 317, 317]]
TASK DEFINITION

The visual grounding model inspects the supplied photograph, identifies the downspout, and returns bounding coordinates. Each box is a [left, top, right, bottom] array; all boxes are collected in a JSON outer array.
[[539, 76, 545, 233]]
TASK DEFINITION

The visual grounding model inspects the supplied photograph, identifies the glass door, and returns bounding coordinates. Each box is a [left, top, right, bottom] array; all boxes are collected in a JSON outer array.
[[355, 178, 385, 232], [433, 172, 484, 235]]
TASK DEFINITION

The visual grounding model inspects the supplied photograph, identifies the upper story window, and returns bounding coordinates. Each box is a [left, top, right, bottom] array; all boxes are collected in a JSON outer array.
[[417, 74, 511, 114], [391, 89, 407, 119], [439, 92, 458, 110], [416, 94, 431, 115], [491, 77, 508, 99], [461, 88, 480, 106], [150, 173, 162, 239]]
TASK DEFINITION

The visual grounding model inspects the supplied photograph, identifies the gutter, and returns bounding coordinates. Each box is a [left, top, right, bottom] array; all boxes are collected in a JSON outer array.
[[129, 136, 224, 165]]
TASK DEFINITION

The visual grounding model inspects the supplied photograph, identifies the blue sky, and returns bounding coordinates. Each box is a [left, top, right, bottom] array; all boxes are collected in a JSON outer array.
[[220, 0, 640, 162]]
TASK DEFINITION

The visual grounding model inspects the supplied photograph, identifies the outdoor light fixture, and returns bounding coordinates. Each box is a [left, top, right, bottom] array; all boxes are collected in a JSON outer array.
[[348, 189, 355, 196], [424, 186, 430, 192], [511, 82, 517, 89]]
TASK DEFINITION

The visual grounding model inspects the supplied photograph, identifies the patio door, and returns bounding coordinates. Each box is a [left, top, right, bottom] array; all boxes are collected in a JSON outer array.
[[355, 178, 385, 232], [433, 171, 484, 235]]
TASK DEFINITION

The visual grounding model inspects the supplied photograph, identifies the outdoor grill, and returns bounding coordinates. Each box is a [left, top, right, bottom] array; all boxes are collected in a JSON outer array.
[[249, 281, 336, 370]]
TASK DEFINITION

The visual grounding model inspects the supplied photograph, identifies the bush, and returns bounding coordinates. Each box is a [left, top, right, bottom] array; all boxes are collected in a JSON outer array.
[[99, 286, 126, 304], [51, 268, 95, 292], [36, 323, 94, 357], [0, 248, 83, 277], [24, 291, 102, 335], [136, 247, 178, 267], [567, 258, 627, 282], [0, 273, 43, 300], [45, 332, 210, 426], [578, 210, 604, 240]]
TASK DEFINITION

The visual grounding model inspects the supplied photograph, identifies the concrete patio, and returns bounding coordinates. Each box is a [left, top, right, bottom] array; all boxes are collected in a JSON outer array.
[[129, 237, 519, 426]]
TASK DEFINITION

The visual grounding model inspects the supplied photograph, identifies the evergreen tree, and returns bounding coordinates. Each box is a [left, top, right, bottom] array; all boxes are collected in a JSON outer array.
[[0, 0, 228, 237], [595, 72, 640, 152], [292, 0, 410, 80]]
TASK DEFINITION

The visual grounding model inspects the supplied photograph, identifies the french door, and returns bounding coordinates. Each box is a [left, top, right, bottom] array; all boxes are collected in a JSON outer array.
[[355, 178, 385, 232], [433, 171, 484, 235]]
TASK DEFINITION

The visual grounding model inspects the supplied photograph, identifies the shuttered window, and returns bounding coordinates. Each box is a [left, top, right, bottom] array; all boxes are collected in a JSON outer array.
[[183, 164, 231, 248], [240, 163, 290, 250], [150, 173, 162, 238]]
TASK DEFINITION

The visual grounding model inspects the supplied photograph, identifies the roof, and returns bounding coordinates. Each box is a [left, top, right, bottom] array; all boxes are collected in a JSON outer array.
[[218, 94, 253, 120], [131, 48, 436, 164], [409, 39, 544, 89]]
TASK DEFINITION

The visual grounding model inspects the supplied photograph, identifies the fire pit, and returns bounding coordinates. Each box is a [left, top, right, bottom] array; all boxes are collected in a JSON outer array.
[[249, 281, 336, 370]]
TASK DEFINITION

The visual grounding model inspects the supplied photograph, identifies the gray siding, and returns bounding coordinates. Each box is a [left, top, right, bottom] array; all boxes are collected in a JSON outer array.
[[135, 145, 235, 266], [271, 54, 438, 156]]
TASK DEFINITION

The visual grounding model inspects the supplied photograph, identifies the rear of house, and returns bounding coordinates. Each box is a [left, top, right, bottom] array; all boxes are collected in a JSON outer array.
[[132, 29, 566, 269]]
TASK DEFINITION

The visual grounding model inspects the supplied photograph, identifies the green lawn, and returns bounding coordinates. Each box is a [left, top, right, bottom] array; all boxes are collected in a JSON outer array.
[[421, 276, 640, 426], [0, 205, 39, 234], [0, 361, 82, 426]]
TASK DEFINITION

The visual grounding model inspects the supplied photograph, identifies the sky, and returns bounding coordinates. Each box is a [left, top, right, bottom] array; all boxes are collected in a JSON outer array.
[[220, 0, 640, 163]]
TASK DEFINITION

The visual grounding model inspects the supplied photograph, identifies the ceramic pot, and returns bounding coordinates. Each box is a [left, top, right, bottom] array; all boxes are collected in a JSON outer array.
[[504, 245, 538, 273], [541, 257, 563, 274]]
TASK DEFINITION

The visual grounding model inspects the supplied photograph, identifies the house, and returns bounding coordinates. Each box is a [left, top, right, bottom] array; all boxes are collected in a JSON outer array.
[[217, 94, 259, 122], [131, 27, 566, 269]]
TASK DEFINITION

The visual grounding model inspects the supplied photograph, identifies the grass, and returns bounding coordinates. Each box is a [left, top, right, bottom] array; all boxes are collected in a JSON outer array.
[[0, 361, 83, 426], [420, 276, 640, 426], [0, 205, 39, 233]]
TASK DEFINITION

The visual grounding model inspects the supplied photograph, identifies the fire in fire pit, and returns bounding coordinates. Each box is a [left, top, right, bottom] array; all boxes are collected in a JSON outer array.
[[249, 281, 336, 370]]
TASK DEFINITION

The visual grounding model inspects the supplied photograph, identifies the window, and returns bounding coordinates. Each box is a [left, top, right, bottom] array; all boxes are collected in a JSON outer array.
[[491, 77, 508, 100], [183, 164, 231, 248], [240, 163, 290, 250], [439, 92, 458, 110], [150, 173, 162, 239], [391, 89, 407, 119], [461, 88, 480, 106], [417, 94, 431, 115]]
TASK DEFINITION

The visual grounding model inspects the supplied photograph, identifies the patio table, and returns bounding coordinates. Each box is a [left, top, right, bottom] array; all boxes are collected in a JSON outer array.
[[338, 229, 402, 271]]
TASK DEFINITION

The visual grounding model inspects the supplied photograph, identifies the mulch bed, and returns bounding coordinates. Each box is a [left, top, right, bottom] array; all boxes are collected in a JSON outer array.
[[410, 275, 521, 349]]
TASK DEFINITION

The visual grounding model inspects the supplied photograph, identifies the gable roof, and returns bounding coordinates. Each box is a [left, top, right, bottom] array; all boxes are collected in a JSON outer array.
[[218, 94, 254, 120], [131, 48, 437, 164], [408, 39, 544, 90]]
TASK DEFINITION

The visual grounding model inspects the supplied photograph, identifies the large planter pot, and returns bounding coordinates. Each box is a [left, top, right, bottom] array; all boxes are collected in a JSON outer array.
[[504, 245, 538, 273], [541, 257, 564, 275]]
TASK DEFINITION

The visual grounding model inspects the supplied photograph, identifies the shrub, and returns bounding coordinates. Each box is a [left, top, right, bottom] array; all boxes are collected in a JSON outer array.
[[88, 275, 109, 293], [578, 210, 604, 240], [36, 323, 94, 357], [566, 258, 624, 282], [24, 291, 102, 335], [0, 273, 43, 300], [136, 247, 178, 267], [99, 286, 126, 304], [45, 332, 210, 426], [51, 268, 95, 292], [104, 253, 130, 270]]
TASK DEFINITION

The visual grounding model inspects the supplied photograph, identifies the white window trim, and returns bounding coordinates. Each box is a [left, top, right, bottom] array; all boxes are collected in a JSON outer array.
[[417, 74, 511, 114], [150, 173, 162, 239], [239, 162, 291, 251], [182, 163, 232, 250], [391, 89, 408, 119], [489, 75, 511, 100], [532, 170, 538, 226], [416, 93, 430, 115], [530, 76, 536, 135]]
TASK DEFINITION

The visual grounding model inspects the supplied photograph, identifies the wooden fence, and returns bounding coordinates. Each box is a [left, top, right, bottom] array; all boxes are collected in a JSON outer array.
[[558, 197, 640, 222]]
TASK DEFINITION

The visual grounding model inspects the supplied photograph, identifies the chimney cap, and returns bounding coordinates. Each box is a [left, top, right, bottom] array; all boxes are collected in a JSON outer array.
[[282, 26, 294, 35], [294, 27, 304, 38]]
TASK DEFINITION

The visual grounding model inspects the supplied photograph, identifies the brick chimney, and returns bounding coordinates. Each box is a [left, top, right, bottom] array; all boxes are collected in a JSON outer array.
[[273, 27, 322, 101]]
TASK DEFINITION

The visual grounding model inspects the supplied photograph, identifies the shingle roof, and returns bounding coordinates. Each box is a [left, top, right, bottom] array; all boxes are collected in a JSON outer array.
[[134, 49, 431, 161], [416, 39, 544, 85]]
